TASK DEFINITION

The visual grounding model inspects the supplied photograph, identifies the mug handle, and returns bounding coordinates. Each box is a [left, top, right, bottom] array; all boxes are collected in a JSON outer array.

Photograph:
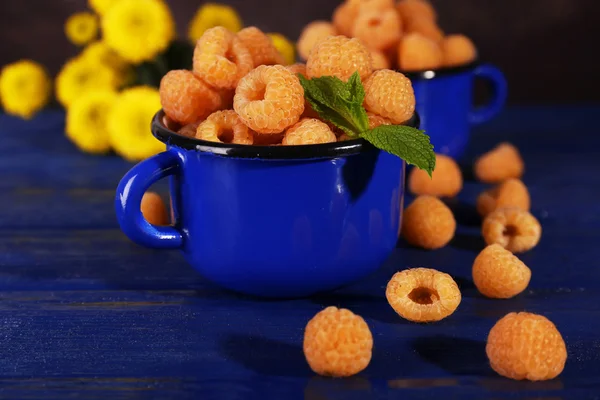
[[469, 63, 508, 125], [115, 150, 184, 249]]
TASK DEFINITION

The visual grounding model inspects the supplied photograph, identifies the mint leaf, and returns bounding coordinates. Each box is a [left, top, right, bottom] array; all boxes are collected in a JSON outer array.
[[361, 125, 436, 177], [298, 73, 368, 136]]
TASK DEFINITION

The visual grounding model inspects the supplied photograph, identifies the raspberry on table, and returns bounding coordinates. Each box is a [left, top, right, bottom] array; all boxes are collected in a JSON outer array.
[[477, 178, 530, 217], [195, 110, 254, 144], [402, 195, 456, 249], [297, 21, 337, 61], [236, 26, 285, 67], [159, 70, 221, 125], [282, 118, 337, 145], [141, 192, 169, 226], [367, 112, 391, 129], [386, 267, 461, 322], [177, 122, 200, 138], [474, 142, 525, 183], [482, 207, 541, 253], [396, 0, 437, 24], [369, 49, 390, 70], [486, 312, 567, 381], [234, 65, 305, 134], [303, 306, 373, 377], [363, 69, 415, 124], [473, 244, 531, 299], [397, 33, 443, 71], [404, 17, 444, 42], [332, 2, 357, 37], [352, 9, 402, 51], [442, 34, 477, 67], [408, 153, 463, 198], [306, 36, 373, 82], [193, 26, 254, 89]]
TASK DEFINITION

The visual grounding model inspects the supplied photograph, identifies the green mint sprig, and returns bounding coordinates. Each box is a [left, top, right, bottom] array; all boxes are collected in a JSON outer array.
[[298, 72, 436, 177]]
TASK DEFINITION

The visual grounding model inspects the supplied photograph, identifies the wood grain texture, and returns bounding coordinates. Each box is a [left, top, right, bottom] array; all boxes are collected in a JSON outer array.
[[0, 0, 598, 103], [0, 107, 600, 398]]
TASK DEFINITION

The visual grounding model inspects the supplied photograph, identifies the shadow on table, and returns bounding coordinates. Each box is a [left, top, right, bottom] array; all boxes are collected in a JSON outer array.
[[450, 233, 486, 253], [443, 198, 482, 228], [310, 292, 408, 325]]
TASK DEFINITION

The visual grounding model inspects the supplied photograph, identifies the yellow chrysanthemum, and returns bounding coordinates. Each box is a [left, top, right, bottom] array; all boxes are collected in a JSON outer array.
[[267, 33, 296, 65], [65, 12, 98, 46], [108, 86, 165, 161], [102, 0, 175, 64], [55, 57, 117, 108], [81, 41, 133, 87], [0, 60, 51, 119], [88, 0, 121, 16], [188, 3, 242, 43], [66, 90, 117, 154]]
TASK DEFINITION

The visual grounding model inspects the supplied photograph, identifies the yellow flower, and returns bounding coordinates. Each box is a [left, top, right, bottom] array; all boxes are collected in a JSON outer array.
[[102, 0, 175, 64], [66, 90, 117, 154], [65, 12, 98, 46], [267, 33, 296, 65], [0, 60, 51, 119], [55, 56, 117, 108], [108, 86, 165, 161], [188, 3, 242, 43], [88, 0, 121, 16], [81, 41, 133, 87]]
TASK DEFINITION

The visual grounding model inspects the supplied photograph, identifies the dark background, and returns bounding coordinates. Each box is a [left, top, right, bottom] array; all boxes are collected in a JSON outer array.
[[0, 0, 597, 104]]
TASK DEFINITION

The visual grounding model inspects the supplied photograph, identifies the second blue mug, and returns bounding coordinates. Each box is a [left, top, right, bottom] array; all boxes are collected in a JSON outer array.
[[406, 62, 507, 159]]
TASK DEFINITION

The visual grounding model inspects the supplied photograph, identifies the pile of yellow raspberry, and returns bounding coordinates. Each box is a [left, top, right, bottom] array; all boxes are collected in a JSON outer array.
[[298, 0, 477, 72], [159, 26, 417, 146]]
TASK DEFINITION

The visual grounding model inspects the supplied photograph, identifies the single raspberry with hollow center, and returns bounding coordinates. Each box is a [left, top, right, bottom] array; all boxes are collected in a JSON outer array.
[[363, 69, 415, 124], [477, 178, 530, 217], [474, 142, 525, 183], [159, 70, 221, 125], [306, 36, 373, 82], [386, 267, 461, 322], [303, 306, 373, 377], [282, 118, 337, 145], [401, 195, 456, 249], [236, 26, 285, 67], [408, 153, 463, 198], [195, 110, 254, 145], [233, 65, 304, 134], [482, 207, 541, 253], [486, 312, 567, 381], [473, 244, 531, 298], [193, 26, 254, 89]]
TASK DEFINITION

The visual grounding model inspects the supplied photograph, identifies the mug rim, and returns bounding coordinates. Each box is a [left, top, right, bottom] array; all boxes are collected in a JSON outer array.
[[400, 60, 479, 80], [151, 110, 420, 160]]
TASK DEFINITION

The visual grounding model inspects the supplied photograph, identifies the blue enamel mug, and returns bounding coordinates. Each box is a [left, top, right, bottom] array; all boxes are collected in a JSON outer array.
[[406, 62, 507, 159], [115, 111, 419, 298]]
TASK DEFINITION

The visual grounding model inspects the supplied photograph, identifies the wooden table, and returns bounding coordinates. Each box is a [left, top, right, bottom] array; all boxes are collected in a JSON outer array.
[[1, 107, 599, 399]]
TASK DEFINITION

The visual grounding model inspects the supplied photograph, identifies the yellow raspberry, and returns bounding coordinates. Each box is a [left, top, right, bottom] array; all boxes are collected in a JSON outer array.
[[474, 142, 525, 183], [486, 312, 567, 381], [177, 122, 200, 138], [236, 26, 285, 67], [477, 178, 530, 217], [141, 192, 169, 226], [332, 2, 358, 37], [234, 65, 305, 134], [195, 110, 254, 145], [363, 69, 415, 124], [306, 36, 373, 82], [396, 0, 437, 24], [303, 306, 373, 377], [442, 34, 477, 67], [367, 112, 391, 129], [193, 26, 254, 89], [473, 244, 531, 299], [349, 0, 395, 13], [286, 63, 307, 77], [282, 118, 337, 145], [408, 153, 463, 197], [370, 49, 391, 70], [352, 9, 402, 51], [297, 21, 337, 61], [482, 208, 541, 253], [402, 196, 456, 249], [404, 17, 444, 42], [386, 267, 461, 323], [397, 33, 443, 71], [159, 70, 221, 125]]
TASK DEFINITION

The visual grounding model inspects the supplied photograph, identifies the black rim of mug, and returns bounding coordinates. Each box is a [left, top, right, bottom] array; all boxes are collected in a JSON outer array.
[[151, 111, 421, 160]]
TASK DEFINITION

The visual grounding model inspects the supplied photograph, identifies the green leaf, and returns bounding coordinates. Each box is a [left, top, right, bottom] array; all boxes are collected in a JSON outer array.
[[361, 125, 436, 177], [298, 73, 368, 137]]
